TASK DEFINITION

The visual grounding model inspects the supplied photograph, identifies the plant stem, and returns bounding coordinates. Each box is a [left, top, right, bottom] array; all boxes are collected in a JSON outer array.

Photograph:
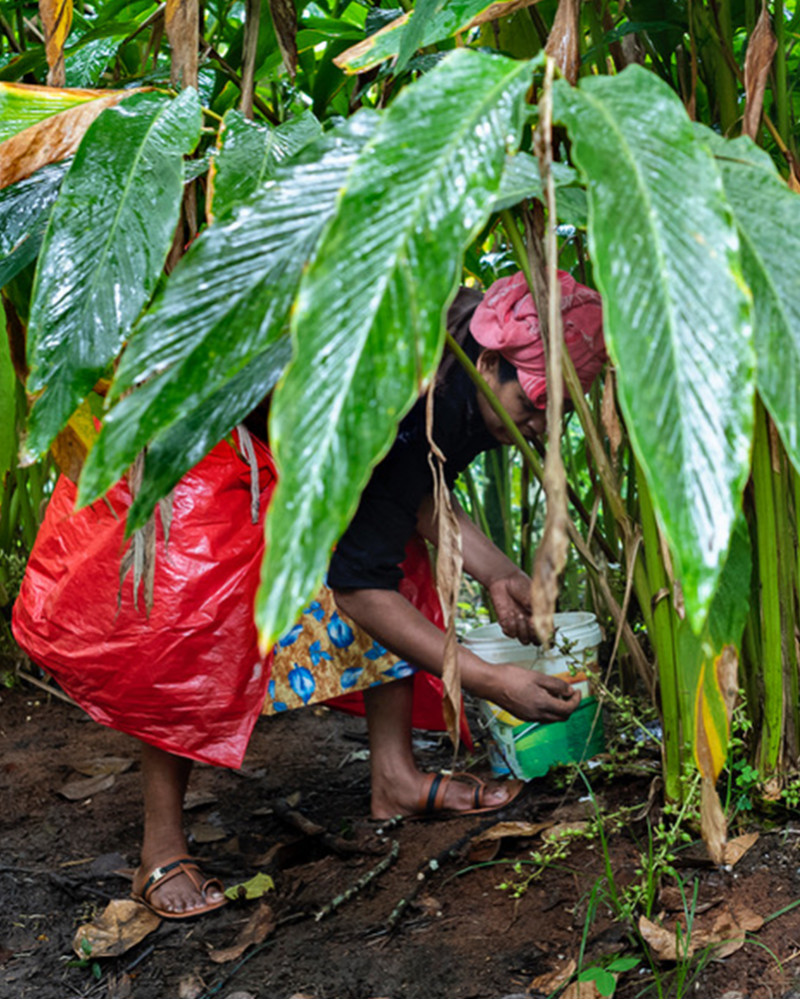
[[752, 396, 784, 775], [637, 465, 683, 801]]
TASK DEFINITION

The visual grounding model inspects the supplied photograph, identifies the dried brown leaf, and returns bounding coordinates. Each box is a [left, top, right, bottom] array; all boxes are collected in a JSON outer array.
[[638, 914, 692, 961], [166, 0, 198, 88], [544, 0, 581, 85], [721, 831, 759, 867], [530, 957, 576, 993], [472, 820, 554, 843], [73, 899, 160, 958], [70, 755, 134, 777], [40, 0, 73, 86], [562, 980, 604, 999], [59, 773, 116, 800], [269, 0, 298, 80], [183, 790, 219, 810], [700, 775, 727, 865], [0, 90, 143, 190], [601, 368, 622, 465], [639, 902, 764, 964], [426, 383, 463, 751], [742, 2, 777, 140], [208, 901, 275, 963], [189, 820, 227, 843]]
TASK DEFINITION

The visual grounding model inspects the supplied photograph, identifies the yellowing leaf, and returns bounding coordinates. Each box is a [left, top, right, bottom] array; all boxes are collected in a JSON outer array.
[[0, 89, 146, 190], [50, 397, 100, 483], [40, 0, 73, 86]]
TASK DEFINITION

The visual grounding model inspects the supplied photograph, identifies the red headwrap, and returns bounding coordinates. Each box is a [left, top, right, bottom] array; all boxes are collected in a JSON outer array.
[[470, 270, 606, 408]]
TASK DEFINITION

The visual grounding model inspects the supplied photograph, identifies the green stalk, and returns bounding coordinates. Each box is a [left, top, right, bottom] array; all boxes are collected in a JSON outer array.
[[752, 397, 784, 775], [773, 0, 789, 146], [637, 464, 683, 801], [14, 467, 37, 551]]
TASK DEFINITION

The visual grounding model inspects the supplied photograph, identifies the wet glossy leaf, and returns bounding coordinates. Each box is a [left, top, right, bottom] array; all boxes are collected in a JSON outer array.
[[335, 0, 543, 74], [0, 159, 69, 289], [0, 87, 146, 190], [78, 115, 376, 514], [491, 153, 583, 220], [0, 81, 105, 143], [554, 67, 754, 630], [208, 108, 320, 221], [394, 0, 442, 76], [122, 342, 290, 531], [258, 49, 534, 645], [701, 129, 800, 474], [24, 88, 202, 462]]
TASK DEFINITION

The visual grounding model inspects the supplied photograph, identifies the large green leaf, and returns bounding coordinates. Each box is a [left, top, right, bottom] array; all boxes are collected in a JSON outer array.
[[78, 114, 378, 515], [258, 48, 535, 645], [24, 88, 202, 462], [124, 342, 292, 530], [0, 159, 69, 289], [208, 108, 321, 220], [492, 152, 586, 225], [0, 81, 105, 142], [700, 128, 800, 472], [553, 67, 754, 631]]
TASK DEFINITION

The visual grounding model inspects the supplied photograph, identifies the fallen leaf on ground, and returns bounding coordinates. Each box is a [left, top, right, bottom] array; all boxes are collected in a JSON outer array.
[[530, 957, 576, 993], [73, 899, 160, 958], [639, 902, 764, 962], [208, 901, 275, 963], [562, 979, 604, 999], [70, 756, 134, 777], [59, 773, 116, 800], [721, 832, 759, 867], [472, 820, 554, 843], [189, 821, 227, 843], [224, 871, 275, 901], [184, 790, 219, 810]]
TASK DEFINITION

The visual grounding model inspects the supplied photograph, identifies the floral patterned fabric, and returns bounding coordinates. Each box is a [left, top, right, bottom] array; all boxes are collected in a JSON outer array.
[[264, 585, 416, 714]]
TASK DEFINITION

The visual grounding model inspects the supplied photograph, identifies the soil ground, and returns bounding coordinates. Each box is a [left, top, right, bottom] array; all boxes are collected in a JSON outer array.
[[2, 678, 800, 1000]]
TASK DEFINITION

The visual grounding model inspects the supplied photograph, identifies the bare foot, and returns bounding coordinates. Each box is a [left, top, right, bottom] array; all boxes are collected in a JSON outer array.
[[371, 770, 521, 820]]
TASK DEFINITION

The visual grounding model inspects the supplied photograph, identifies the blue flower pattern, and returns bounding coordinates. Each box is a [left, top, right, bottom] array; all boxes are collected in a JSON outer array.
[[327, 612, 354, 649], [289, 664, 316, 704], [264, 597, 419, 712]]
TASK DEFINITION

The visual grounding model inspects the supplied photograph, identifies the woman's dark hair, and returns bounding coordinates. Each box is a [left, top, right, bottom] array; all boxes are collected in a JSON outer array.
[[437, 285, 518, 392]]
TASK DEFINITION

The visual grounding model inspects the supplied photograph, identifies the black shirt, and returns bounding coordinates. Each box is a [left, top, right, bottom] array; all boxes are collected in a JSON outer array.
[[328, 290, 500, 591]]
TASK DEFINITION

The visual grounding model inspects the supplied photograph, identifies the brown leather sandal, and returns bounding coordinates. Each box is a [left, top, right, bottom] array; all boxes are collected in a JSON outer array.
[[131, 856, 226, 919], [411, 771, 524, 819]]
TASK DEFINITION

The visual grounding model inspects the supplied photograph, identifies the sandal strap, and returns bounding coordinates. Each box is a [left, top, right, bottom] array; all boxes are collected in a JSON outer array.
[[140, 857, 202, 900]]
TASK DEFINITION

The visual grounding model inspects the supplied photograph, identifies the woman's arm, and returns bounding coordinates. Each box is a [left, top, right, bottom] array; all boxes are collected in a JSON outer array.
[[416, 494, 538, 644], [332, 585, 579, 722]]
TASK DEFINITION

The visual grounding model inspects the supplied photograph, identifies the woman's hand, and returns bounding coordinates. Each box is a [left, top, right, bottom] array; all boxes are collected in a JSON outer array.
[[488, 570, 537, 645], [491, 663, 581, 722]]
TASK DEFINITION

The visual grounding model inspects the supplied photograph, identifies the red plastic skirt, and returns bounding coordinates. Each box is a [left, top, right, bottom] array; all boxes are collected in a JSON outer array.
[[13, 434, 467, 768]]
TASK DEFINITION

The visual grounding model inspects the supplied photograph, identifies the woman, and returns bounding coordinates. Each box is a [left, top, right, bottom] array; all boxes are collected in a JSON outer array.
[[13, 269, 605, 919]]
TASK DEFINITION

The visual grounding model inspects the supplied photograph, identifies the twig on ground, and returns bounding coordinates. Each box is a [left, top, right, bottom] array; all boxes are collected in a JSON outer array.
[[17, 668, 78, 706], [314, 839, 400, 922], [271, 797, 380, 856]]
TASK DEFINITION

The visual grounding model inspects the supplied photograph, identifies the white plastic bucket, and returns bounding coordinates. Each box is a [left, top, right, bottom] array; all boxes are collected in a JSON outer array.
[[462, 612, 604, 779]]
